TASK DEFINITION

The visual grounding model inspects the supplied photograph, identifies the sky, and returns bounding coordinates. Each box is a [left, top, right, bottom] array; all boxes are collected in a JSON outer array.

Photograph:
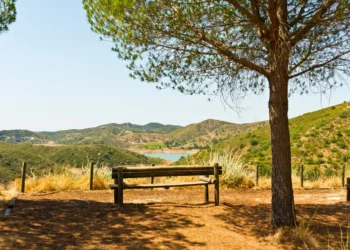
[[0, 1, 349, 132]]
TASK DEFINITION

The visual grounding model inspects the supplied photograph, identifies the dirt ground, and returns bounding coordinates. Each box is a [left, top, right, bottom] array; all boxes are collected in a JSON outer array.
[[1, 188, 349, 250]]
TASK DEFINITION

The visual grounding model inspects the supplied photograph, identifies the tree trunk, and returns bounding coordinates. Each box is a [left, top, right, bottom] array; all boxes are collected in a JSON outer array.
[[266, 0, 296, 228], [268, 65, 296, 228]]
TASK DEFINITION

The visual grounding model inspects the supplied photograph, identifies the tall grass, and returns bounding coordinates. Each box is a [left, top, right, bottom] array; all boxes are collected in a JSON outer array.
[[207, 150, 254, 188], [15, 164, 112, 193]]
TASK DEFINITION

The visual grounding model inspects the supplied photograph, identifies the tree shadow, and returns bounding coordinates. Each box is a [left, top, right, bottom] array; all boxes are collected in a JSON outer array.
[[0, 199, 206, 249], [215, 201, 350, 248]]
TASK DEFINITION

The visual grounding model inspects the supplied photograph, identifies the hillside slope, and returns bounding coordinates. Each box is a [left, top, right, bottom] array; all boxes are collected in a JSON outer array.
[[0, 123, 182, 147], [168, 119, 268, 148], [178, 102, 350, 175], [0, 143, 163, 183], [0, 119, 268, 150]]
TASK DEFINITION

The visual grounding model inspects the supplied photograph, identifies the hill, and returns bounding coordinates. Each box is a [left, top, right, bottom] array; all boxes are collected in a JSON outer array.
[[177, 101, 350, 177], [0, 142, 164, 183], [0, 123, 182, 147], [0, 119, 267, 150], [167, 119, 267, 149]]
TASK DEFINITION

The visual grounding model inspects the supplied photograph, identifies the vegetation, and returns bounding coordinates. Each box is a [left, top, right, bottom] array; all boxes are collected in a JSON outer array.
[[0, 122, 181, 146], [168, 119, 267, 149], [0, 142, 164, 184], [177, 102, 350, 180], [207, 150, 254, 188], [0, 0, 16, 34], [0, 119, 268, 150], [140, 141, 166, 150], [14, 165, 112, 192]]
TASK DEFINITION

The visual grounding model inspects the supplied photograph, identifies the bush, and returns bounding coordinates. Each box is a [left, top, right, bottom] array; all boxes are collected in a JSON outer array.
[[250, 139, 259, 146], [258, 164, 272, 177], [304, 166, 320, 181]]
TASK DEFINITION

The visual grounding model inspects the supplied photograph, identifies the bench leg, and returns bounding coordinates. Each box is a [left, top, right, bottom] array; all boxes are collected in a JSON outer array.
[[204, 184, 209, 203], [114, 188, 118, 204], [118, 167, 124, 206]]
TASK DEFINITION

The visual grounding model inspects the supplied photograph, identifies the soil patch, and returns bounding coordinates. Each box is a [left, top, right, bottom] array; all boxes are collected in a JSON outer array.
[[0, 188, 349, 249]]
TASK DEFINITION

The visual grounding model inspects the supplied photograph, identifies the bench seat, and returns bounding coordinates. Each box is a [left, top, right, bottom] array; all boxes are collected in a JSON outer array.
[[109, 181, 209, 189]]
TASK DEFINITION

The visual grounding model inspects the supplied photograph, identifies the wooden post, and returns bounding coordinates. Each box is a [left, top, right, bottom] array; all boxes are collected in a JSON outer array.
[[118, 167, 124, 206], [214, 163, 220, 206], [342, 165, 345, 188], [256, 164, 259, 186], [151, 164, 154, 190], [21, 162, 27, 193], [300, 165, 304, 188], [89, 162, 94, 190], [347, 178, 350, 202], [204, 175, 209, 203]]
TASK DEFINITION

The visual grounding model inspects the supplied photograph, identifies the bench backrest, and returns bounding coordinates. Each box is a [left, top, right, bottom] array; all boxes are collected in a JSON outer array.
[[112, 165, 222, 179]]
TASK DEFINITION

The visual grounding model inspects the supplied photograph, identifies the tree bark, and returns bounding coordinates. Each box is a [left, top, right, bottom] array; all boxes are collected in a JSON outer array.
[[267, 0, 296, 228], [268, 57, 296, 228]]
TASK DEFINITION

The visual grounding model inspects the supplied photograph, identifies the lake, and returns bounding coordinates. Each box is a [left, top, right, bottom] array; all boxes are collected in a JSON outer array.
[[144, 152, 192, 161]]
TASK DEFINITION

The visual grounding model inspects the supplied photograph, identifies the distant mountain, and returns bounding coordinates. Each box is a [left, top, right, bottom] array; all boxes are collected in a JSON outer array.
[[0, 122, 182, 146], [176, 101, 350, 176]]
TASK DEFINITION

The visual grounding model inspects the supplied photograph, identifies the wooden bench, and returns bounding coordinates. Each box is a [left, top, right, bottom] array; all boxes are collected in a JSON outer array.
[[109, 164, 222, 206]]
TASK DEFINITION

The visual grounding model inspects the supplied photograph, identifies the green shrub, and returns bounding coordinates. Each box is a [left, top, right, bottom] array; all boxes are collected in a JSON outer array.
[[258, 164, 272, 177], [304, 166, 320, 181], [250, 139, 259, 146], [324, 167, 337, 178], [339, 111, 349, 119]]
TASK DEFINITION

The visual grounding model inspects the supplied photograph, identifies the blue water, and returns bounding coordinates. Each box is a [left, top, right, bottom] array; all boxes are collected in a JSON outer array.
[[144, 152, 192, 161]]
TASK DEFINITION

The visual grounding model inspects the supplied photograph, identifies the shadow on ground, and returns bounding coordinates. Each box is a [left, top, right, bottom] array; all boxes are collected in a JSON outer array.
[[216, 201, 350, 249], [1, 189, 349, 249], [0, 199, 205, 249]]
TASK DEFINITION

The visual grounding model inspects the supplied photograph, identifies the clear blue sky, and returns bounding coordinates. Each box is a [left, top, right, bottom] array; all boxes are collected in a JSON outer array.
[[0, 1, 349, 131]]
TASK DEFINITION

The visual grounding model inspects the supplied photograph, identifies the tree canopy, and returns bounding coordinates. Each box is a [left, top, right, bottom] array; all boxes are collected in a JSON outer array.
[[0, 0, 16, 34], [83, 0, 350, 227], [84, 0, 349, 99]]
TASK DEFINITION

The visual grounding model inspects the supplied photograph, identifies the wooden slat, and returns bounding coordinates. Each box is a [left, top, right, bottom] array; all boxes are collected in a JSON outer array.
[[114, 165, 216, 171], [112, 166, 221, 172], [109, 184, 119, 189], [112, 169, 222, 178], [199, 176, 216, 184], [124, 181, 210, 189]]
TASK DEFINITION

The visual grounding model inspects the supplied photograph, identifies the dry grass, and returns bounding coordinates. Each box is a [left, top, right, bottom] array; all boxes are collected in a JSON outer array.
[[14, 165, 112, 193], [266, 211, 319, 249], [328, 217, 350, 250], [255, 173, 344, 190], [0, 183, 17, 208], [207, 150, 254, 188]]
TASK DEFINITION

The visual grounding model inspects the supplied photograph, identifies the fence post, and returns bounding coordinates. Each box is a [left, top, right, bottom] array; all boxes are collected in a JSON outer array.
[[347, 178, 350, 202], [342, 165, 345, 187], [214, 163, 220, 206], [89, 162, 95, 190], [256, 164, 259, 187], [151, 164, 155, 189], [300, 164, 304, 188], [20, 162, 27, 193]]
